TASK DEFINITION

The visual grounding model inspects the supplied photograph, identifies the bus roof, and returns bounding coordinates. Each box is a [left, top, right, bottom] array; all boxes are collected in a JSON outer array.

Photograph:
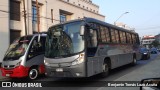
[[50, 17, 138, 35]]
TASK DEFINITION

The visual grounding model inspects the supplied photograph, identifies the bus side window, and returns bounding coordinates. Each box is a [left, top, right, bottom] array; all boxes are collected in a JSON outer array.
[[132, 34, 136, 44], [27, 36, 45, 59], [126, 33, 132, 44]]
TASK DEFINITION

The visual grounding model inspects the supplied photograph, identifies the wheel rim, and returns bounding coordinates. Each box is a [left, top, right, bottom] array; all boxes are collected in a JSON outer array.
[[29, 69, 38, 80], [103, 64, 108, 73]]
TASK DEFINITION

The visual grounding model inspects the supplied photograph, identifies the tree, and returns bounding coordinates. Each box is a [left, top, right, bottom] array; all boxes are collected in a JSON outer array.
[[151, 40, 160, 47]]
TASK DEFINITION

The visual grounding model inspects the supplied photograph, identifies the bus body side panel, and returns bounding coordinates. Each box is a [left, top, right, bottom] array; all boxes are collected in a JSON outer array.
[[136, 52, 141, 60], [25, 54, 45, 73], [97, 44, 133, 69], [24, 35, 46, 74], [134, 44, 141, 60], [87, 56, 104, 77], [87, 44, 135, 77]]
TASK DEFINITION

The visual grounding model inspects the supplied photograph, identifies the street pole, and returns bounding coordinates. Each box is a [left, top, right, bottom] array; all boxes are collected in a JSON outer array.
[[23, 0, 27, 35], [51, 9, 53, 23], [36, 0, 40, 33], [114, 12, 129, 25]]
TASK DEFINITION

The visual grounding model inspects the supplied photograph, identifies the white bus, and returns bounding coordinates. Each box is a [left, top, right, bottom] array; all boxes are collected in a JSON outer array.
[[44, 18, 141, 77], [1, 33, 46, 80]]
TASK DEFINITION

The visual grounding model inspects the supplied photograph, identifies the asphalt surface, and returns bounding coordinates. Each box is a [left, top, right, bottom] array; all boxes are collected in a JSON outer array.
[[0, 53, 159, 90]]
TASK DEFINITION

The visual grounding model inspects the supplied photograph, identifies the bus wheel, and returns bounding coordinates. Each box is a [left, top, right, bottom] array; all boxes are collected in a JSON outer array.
[[28, 68, 39, 80], [101, 63, 109, 77]]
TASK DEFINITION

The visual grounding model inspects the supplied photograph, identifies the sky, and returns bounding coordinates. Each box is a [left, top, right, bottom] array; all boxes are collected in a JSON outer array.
[[92, 0, 160, 37]]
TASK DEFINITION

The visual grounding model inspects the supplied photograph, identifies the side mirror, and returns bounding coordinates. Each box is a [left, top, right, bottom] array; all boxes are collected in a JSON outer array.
[[80, 26, 85, 36], [140, 78, 160, 90], [38, 34, 41, 42]]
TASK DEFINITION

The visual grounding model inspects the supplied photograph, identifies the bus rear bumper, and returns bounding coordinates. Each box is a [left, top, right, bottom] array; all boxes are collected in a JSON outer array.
[[45, 63, 86, 78], [1, 65, 29, 78]]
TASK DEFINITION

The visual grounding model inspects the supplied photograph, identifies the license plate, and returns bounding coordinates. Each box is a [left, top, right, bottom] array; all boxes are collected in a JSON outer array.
[[6, 74, 10, 77], [56, 68, 63, 72]]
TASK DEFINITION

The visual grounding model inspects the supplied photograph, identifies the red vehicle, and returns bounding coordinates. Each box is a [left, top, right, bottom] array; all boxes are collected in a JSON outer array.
[[1, 33, 46, 80]]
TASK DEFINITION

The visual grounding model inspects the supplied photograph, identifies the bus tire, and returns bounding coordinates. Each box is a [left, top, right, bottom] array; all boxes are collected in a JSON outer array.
[[131, 56, 137, 66], [100, 62, 109, 77], [28, 67, 39, 80]]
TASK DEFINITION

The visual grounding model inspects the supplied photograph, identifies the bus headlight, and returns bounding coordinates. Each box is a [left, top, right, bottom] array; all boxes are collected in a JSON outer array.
[[44, 60, 49, 66], [71, 53, 85, 66], [15, 61, 22, 67]]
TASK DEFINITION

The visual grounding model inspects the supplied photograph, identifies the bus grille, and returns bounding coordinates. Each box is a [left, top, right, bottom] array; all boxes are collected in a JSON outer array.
[[50, 63, 71, 67], [4, 65, 15, 69]]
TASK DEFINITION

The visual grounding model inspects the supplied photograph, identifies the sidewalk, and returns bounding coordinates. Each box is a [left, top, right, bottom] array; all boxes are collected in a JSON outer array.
[[97, 54, 160, 90]]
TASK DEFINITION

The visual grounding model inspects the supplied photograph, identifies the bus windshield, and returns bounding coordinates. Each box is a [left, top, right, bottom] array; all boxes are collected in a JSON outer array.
[[3, 36, 33, 61], [45, 21, 84, 58]]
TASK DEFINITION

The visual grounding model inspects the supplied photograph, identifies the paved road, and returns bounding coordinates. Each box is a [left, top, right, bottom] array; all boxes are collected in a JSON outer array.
[[0, 53, 159, 90]]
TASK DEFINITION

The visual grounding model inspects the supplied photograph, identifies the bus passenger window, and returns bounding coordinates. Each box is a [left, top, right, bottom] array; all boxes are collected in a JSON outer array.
[[115, 30, 119, 43], [126, 33, 132, 44], [105, 27, 110, 43], [120, 31, 126, 43], [111, 29, 116, 43], [27, 37, 45, 59], [132, 34, 136, 44]]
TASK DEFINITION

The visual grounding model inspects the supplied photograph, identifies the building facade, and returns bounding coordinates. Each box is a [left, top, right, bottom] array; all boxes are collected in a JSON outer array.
[[0, 0, 105, 62], [155, 34, 160, 49], [141, 35, 155, 49]]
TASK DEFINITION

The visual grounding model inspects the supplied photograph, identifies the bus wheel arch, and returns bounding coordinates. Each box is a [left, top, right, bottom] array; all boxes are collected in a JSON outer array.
[[101, 57, 111, 77], [131, 53, 137, 65], [28, 65, 39, 80], [104, 57, 111, 69]]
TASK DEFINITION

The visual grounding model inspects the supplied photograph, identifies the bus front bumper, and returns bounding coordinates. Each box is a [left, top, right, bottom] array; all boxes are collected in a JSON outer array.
[[0, 65, 29, 78], [45, 63, 86, 77]]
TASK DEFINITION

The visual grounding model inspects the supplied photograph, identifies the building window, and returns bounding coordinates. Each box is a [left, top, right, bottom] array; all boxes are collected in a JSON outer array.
[[10, 29, 21, 44], [86, 7, 88, 9], [59, 9, 73, 23], [32, 1, 41, 33], [32, 5, 38, 23], [10, 0, 20, 21], [60, 14, 67, 23]]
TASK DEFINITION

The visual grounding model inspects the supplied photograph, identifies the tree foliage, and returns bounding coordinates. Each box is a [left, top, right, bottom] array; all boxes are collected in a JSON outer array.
[[151, 40, 160, 47]]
